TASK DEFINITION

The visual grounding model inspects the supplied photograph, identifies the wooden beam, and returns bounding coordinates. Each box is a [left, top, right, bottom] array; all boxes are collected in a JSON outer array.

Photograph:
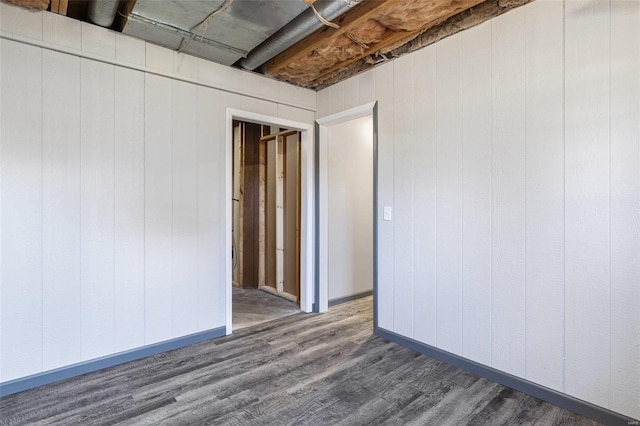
[[263, 0, 393, 76], [57, 0, 67, 15], [312, 0, 533, 89], [314, 0, 484, 82], [3, 0, 49, 10], [48, 0, 67, 15], [117, 0, 138, 31]]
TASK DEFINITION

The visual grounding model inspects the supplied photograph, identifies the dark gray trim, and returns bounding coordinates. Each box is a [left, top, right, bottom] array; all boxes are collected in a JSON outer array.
[[328, 290, 373, 307], [0, 326, 226, 398], [372, 102, 379, 334], [375, 327, 638, 426]]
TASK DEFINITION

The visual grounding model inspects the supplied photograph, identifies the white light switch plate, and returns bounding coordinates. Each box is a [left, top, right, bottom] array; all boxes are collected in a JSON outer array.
[[383, 206, 392, 221]]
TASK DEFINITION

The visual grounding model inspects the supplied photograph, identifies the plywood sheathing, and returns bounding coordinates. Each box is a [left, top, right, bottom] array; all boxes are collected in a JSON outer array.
[[2, 0, 48, 10], [267, 0, 484, 87]]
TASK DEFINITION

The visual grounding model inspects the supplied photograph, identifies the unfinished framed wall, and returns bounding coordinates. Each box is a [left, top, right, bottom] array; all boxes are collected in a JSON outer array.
[[225, 109, 315, 333]]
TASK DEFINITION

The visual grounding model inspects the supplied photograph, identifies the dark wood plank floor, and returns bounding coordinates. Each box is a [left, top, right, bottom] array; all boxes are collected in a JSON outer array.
[[232, 287, 301, 330], [0, 297, 601, 425]]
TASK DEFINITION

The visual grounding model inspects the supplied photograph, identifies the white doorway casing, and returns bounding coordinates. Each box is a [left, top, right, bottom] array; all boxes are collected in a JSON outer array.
[[226, 109, 314, 334], [316, 102, 377, 313]]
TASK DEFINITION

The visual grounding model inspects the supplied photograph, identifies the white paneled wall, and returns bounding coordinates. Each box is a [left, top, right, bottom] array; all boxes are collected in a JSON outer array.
[[318, 0, 640, 419], [42, 49, 81, 371], [80, 58, 117, 360], [435, 35, 463, 355], [491, 6, 527, 378], [523, 0, 564, 392], [461, 22, 492, 367], [393, 54, 415, 338], [0, 41, 43, 381], [0, 4, 315, 383], [564, 0, 611, 409], [609, 0, 640, 416], [114, 66, 145, 353]]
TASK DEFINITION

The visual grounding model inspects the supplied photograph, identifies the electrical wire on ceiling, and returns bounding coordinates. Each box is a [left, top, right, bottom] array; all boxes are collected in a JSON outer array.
[[303, 0, 340, 29], [178, 0, 235, 53]]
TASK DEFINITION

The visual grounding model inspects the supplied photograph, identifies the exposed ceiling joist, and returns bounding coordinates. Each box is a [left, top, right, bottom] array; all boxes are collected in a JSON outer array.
[[311, 0, 534, 89], [265, 0, 487, 88], [263, 0, 394, 77], [50, 0, 67, 15], [313, 0, 484, 82]]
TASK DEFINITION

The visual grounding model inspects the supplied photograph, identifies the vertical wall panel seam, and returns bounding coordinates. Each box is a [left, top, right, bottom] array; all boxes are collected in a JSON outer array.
[[523, 7, 528, 380], [143, 72, 146, 345], [434, 52, 438, 345], [411, 58, 416, 339], [459, 37, 464, 355], [0, 42, 2, 379], [171, 81, 174, 337], [391, 64, 395, 331], [562, 0, 567, 394], [607, 0, 612, 409], [195, 88, 200, 329], [40, 47, 44, 370], [409, 55, 416, 338], [489, 19, 493, 368], [112, 64, 116, 352], [79, 58, 84, 360], [194, 86, 198, 331]]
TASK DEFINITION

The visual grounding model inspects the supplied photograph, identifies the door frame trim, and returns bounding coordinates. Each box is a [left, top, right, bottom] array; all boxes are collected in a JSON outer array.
[[314, 102, 378, 328], [226, 109, 315, 334]]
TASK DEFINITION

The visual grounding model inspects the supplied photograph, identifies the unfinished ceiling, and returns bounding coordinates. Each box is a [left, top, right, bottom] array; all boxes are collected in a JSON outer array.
[[3, 0, 532, 90], [123, 0, 309, 66]]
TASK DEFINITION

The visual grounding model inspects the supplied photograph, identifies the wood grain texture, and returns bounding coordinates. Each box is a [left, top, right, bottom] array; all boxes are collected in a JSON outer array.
[[241, 123, 261, 289], [283, 133, 300, 298], [0, 297, 602, 426]]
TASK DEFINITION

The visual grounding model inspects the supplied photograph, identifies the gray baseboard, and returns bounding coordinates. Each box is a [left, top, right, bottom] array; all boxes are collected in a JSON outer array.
[[328, 290, 373, 307], [0, 326, 226, 398], [376, 327, 638, 426]]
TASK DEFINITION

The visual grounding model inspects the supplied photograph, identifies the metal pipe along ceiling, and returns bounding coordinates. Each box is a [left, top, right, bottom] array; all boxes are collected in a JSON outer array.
[[239, 0, 362, 71], [88, 0, 121, 28]]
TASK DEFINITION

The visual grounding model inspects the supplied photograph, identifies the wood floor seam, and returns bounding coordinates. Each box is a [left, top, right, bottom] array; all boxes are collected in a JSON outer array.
[[0, 296, 601, 426]]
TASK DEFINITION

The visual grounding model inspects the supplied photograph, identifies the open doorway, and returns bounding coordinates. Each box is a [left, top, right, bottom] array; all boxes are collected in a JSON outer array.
[[232, 120, 303, 330], [316, 102, 377, 327], [225, 109, 314, 335]]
